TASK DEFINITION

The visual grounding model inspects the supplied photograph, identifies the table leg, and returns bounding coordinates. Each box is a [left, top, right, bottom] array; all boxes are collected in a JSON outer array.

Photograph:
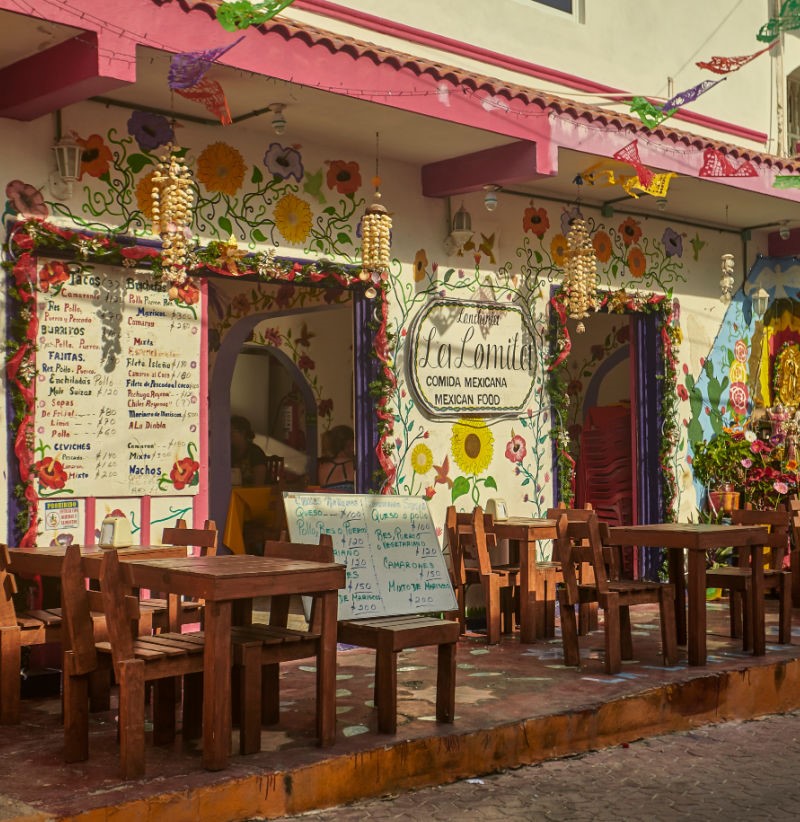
[[667, 547, 687, 646], [317, 590, 337, 746], [203, 600, 232, 770], [518, 536, 536, 644], [686, 549, 706, 666], [751, 545, 766, 656]]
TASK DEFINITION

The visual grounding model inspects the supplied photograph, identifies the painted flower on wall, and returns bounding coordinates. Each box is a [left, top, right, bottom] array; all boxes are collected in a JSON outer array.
[[318, 398, 333, 417], [38, 261, 69, 292], [522, 207, 549, 237], [263, 142, 304, 181], [550, 234, 568, 266], [297, 353, 315, 372], [729, 382, 749, 415], [175, 279, 200, 306], [627, 246, 647, 278], [261, 327, 282, 347], [619, 217, 643, 247], [505, 432, 527, 463], [127, 111, 174, 152], [135, 170, 157, 219], [6, 180, 48, 218], [662, 227, 683, 258], [169, 456, 200, 490], [411, 443, 434, 474], [77, 134, 113, 179], [274, 193, 312, 244], [451, 417, 493, 476], [33, 457, 68, 491], [326, 160, 361, 195], [734, 339, 748, 363], [592, 230, 612, 262], [413, 249, 429, 282], [196, 142, 246, 195], [729, 360, 747, 385]]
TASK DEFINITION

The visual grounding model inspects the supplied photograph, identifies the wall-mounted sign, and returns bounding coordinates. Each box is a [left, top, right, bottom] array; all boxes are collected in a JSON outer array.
[[407, 298, 537, 417]]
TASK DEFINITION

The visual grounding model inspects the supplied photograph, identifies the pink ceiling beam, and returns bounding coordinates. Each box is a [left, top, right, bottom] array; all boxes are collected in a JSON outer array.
[[422, 141, 556, 198], [0, 32, 136, 120]]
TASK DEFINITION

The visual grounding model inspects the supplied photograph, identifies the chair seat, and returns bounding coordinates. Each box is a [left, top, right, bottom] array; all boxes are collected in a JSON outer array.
[[96, 630, 205, 664]]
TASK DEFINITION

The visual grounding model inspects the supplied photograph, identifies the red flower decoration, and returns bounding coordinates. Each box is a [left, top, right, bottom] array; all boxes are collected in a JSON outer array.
[[176, 279, 200, 306], [318, 398, 333, 417], [170, 457, 199, 490], [729, 381, 748, 415], [619, 217, 642, 247], [522, 207, 549, 237], [734, 339, 748, 363], [505, 434, 527, 463], [326, 160, 362, 195], [677, 384, 689, 401], [39, 261, 70, 292], [120, 246, 160, 261], [33, 457, 68, 490], [297, 354, 315, 372]]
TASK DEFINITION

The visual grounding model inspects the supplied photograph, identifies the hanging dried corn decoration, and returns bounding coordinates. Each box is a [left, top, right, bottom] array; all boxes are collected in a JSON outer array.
[[151, 142, 194, 295], [561, 214, 598, 333], [360, 132, 391, 299]]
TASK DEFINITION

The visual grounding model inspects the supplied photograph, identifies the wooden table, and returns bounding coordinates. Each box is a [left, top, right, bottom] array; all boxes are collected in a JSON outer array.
[[6, 544, 189, 579], [122, 554, 345, 770], [492, 517, 558, 643], [607, 523, 768, 666]]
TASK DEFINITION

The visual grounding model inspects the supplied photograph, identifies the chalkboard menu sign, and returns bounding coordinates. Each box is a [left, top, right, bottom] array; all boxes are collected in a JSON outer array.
[[34, 259, 201, 498], [283, 492, 457, 619]]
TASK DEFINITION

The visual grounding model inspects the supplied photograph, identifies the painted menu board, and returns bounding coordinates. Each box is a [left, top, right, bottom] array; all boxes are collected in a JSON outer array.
[[283, 492, 457, 619], [34, 259, 201, 498]]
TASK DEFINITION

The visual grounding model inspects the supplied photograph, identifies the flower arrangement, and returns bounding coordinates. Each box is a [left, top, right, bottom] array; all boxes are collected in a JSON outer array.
[[691, 426, 798, 510]]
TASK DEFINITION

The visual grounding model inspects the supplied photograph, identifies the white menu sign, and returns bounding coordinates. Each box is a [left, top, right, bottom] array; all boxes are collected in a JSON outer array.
[[34, 260, 201, 497]]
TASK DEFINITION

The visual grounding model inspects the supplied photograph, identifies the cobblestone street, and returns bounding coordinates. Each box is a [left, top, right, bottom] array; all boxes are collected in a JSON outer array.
[[269, 710, 800, 821]]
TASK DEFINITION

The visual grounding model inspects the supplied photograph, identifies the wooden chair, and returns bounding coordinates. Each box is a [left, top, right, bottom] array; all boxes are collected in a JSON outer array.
[[147, 519, 217, 631], [556, 513, 678, 674], [230, 538, 334, 755], [789, 497, 800, 606], [61, 545, 206, 778], [0, 544, 63, 724], [706, 506, 792, 649], [546, 505, 598, 635], [445, 506, 519, 644]]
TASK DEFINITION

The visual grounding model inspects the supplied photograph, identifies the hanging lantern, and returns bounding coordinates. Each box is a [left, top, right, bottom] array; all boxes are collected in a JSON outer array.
[[561, 214, 598, 333], [151, 141, 194, 293]]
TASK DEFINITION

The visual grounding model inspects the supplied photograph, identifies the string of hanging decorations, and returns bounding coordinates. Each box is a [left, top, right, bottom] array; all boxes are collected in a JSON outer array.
[[560, 213, 598, 333], [360, 132, 392, 299], [151, 141, 195, 295]]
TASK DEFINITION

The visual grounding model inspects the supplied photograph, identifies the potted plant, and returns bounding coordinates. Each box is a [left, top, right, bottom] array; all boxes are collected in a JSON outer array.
[[691, 428, 750, 513]]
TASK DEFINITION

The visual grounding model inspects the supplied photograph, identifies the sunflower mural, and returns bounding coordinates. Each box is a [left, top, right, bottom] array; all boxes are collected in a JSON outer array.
[[449, 418, 497, 504]]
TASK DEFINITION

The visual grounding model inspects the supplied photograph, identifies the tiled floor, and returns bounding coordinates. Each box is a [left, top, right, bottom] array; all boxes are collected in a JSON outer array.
[[2, 599, 800, 821]]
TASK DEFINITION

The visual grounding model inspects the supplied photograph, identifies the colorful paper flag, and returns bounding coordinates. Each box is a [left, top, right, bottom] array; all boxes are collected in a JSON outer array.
[[698, 148, 758, 178], [758, 0, 800, 42], [774, 175, 800, 189], [662, 78, 726, 111], [627, 172, 677, 199], [175, 77, 232, 125], [613, 141, 654, 187], [629, 96, 674, 129], [216, 0, 296, 32], [696, 43, 775, 74], [168, 36, 244, 90]]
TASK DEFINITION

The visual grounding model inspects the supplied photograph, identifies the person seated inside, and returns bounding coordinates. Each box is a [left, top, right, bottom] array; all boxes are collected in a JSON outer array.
[[317, 425, 356, 493], [230, 414, 268, 486]]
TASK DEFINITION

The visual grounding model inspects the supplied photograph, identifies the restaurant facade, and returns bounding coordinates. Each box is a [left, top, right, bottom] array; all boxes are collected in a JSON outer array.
[[3, 0, 800, 563]]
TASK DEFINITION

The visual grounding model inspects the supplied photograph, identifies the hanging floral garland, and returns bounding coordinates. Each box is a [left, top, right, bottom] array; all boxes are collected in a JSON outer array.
[[548, 286, 680, 521], [3, 218, 396, 541]]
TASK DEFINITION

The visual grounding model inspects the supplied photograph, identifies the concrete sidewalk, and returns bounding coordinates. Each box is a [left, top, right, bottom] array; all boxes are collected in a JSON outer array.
[[269, 710, 800, 820]]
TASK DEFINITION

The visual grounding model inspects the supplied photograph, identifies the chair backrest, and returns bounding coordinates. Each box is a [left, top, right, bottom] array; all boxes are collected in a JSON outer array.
[[470, 506, 499, 578], [61, 545, 99, 676], [263, 536, 335, 632], [445, 506, 474, 586], [0, 545, 19, 629], [98, 549, 146, 677], [162, 519, 218, 556], [730, 507, 790, 570], [554, 511, 616, 600], [264, 455, 285, 485]]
